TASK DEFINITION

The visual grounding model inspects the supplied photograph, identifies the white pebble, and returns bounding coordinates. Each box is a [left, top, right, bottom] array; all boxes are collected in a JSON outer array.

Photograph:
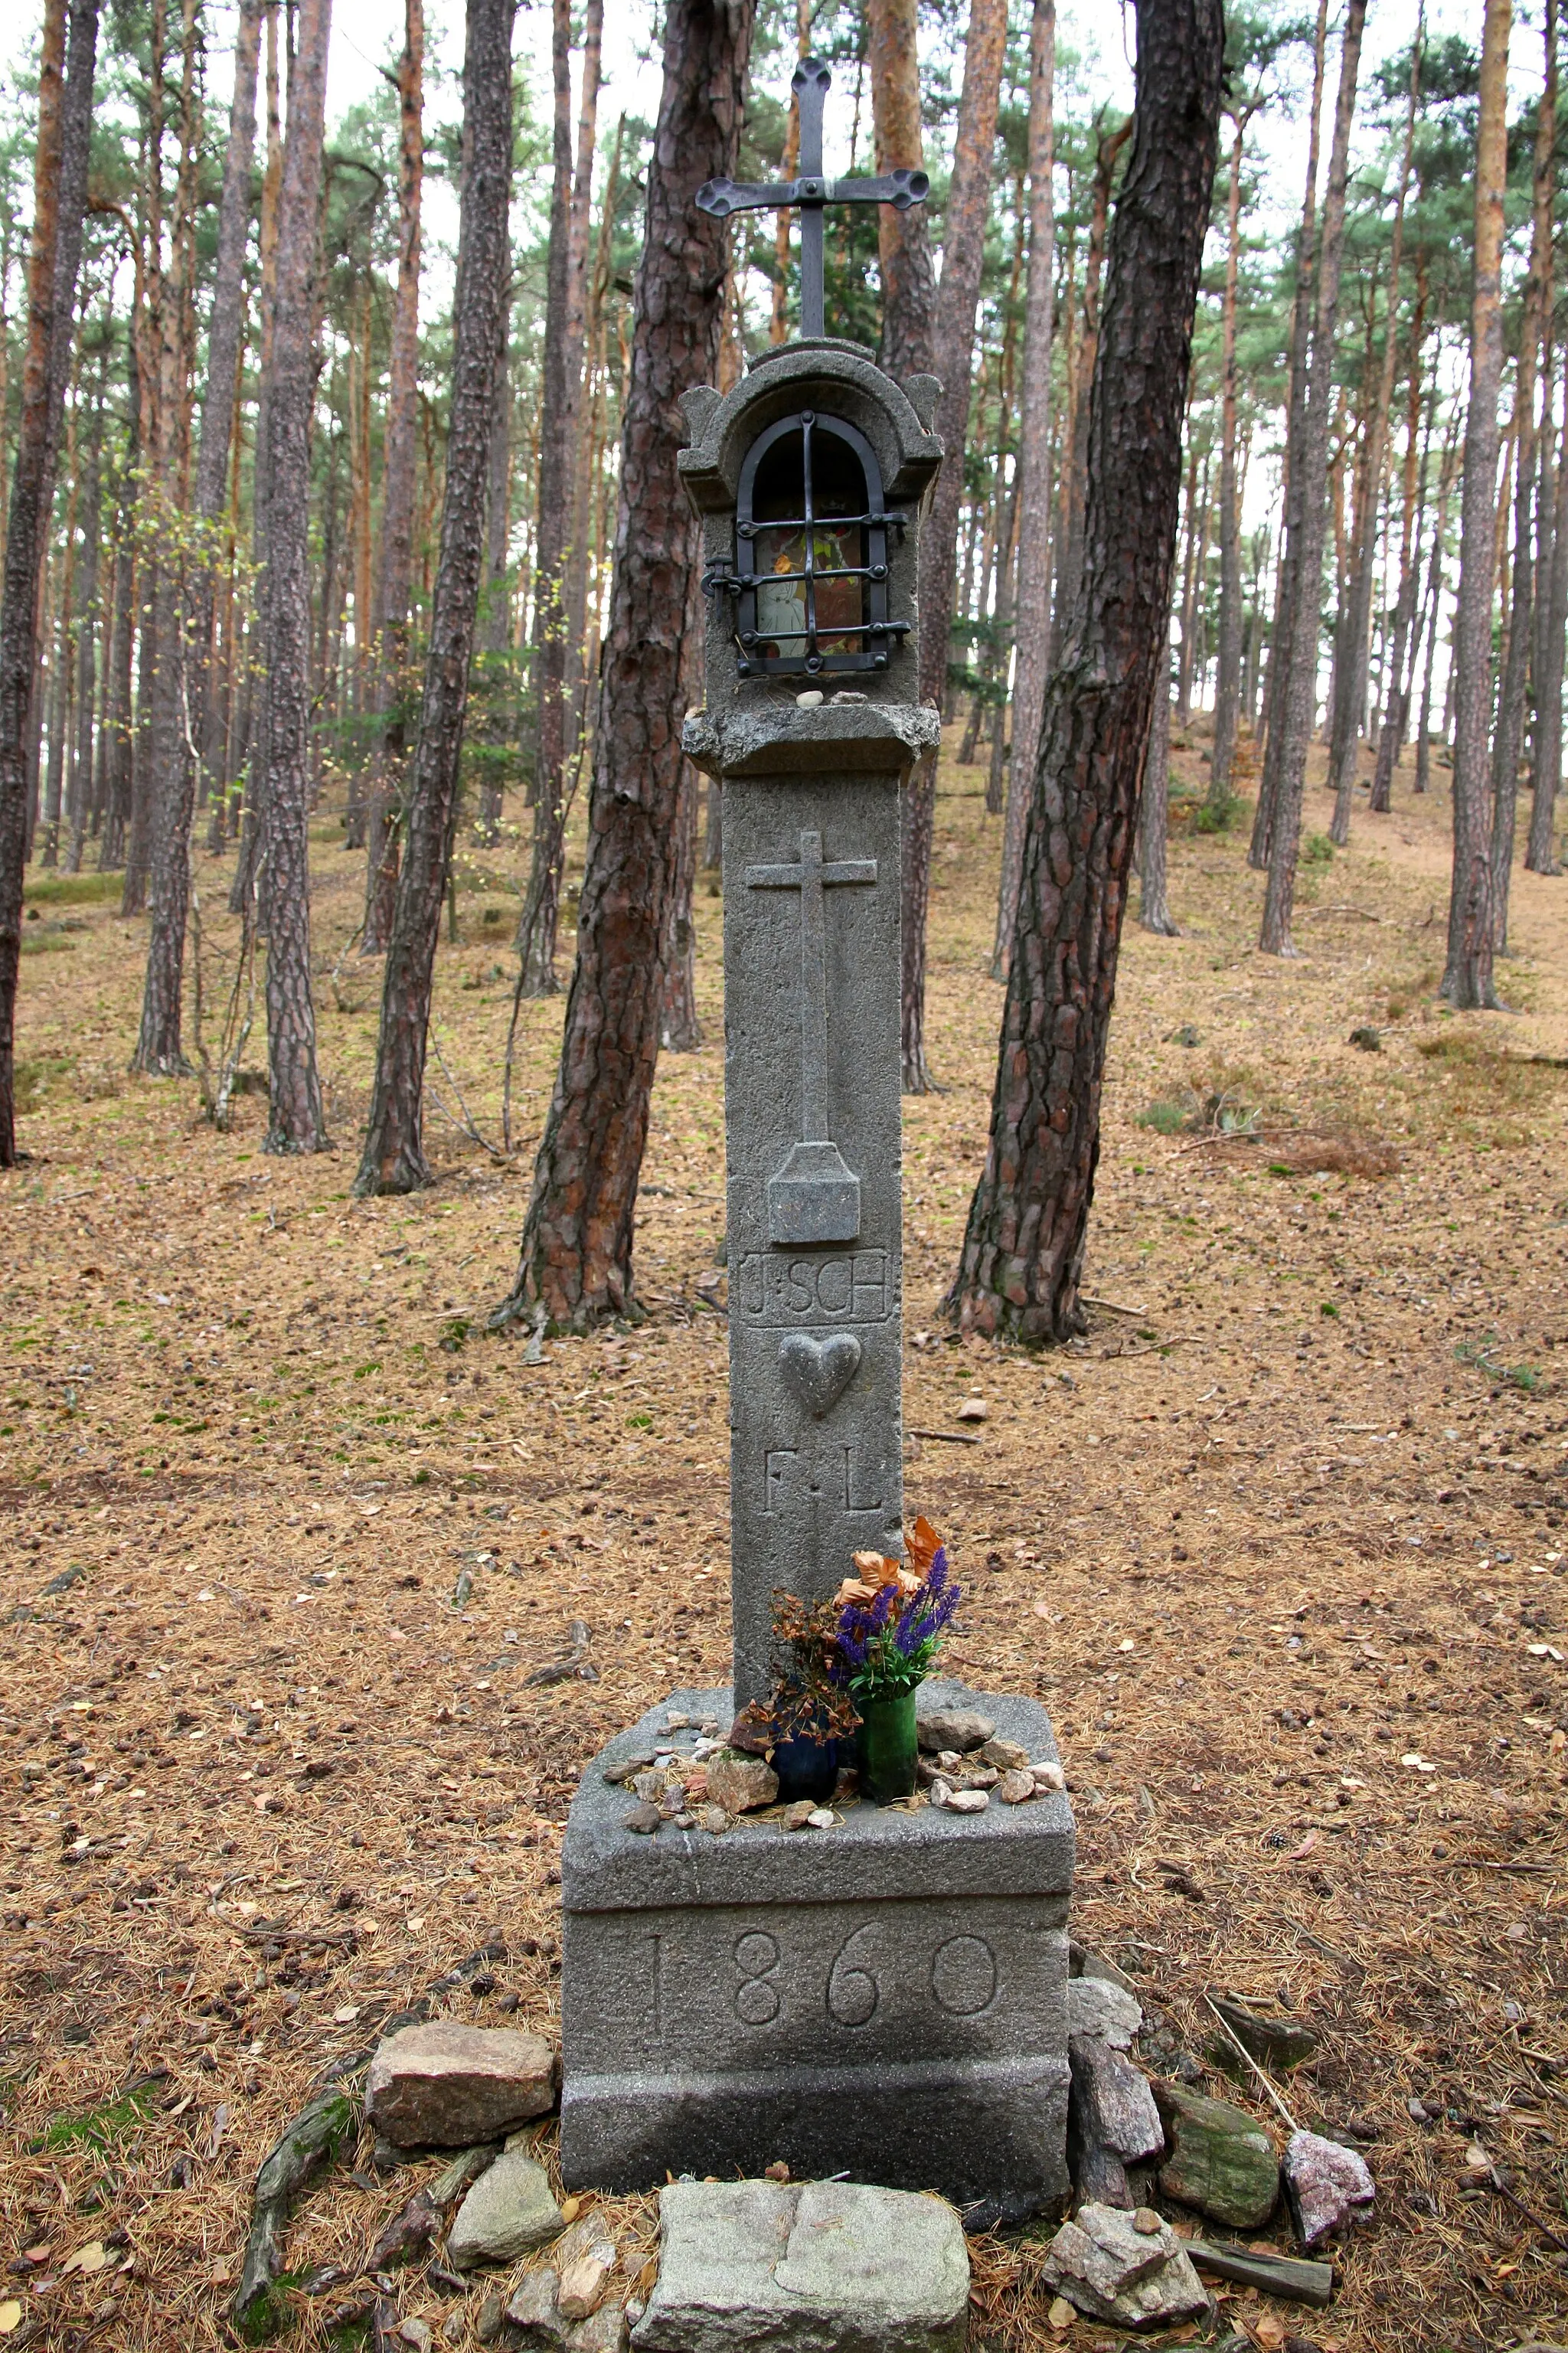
[[805, 1808, 835, 1829], [948, 1788, 989, 1814], [1031, 1760, 1067, 1791]]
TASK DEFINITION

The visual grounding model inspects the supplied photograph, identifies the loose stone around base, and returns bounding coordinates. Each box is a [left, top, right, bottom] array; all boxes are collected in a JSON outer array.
[[560, 1681, 1073, 2223]]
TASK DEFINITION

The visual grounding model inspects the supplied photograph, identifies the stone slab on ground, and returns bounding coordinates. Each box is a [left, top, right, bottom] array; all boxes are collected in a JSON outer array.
[[1039, 2203, 1209, 2330], [629, 2179, 969, 2353], [1284, 2129, 1374, 2245], [1155, 2080, 1280, 2230], [447, 2149, 564, 2270], [561, 1682, 1073, 2221], [365, 2021, 557, 2149]]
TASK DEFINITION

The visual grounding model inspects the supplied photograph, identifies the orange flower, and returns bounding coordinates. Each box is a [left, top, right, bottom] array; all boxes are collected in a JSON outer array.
[[835, 1576, 880, 1609], [904, 1515, 942, 1576]]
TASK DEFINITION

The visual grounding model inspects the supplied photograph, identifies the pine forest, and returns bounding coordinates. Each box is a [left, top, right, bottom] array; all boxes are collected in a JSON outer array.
[[2, 1, 1568, 2348]]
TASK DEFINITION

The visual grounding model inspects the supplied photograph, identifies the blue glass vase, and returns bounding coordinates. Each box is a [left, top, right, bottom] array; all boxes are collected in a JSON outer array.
[[771, 1734, 838, 1804]]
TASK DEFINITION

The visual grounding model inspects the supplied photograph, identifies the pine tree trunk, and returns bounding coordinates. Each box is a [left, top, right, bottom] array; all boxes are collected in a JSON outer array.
[[902, 0, 1008, 1093], [99, 431, 137, 869], [515, 0, 577, 996], [1209, 115, 1247, 809], [1527, 384, 1568, 871], [1490, 1, 1554, 943], [660, 564, 706, 1054], [229, 0, 283, 917], [948, 0, 1220, 1342], [1327, 51, 1416, 846], [1052, 118, 1129, 671], [0, 0, 96, 1166], [258, 0, 332, 1149], [1259, 0, 1366, 956], [1175, 442, 1209, 727], [491, 0, 753, 1331], [867, 0, 934, 381], [560, 0, 603, 710], [994, 0, 1055, 979], [475, 322, 511, 848], [1138, 656, 1178, 934], [361, 0, 423, 956], [353, 0, 516, 1195], [1251, 0, 1331, 871], [136, 0, 226, 1073], [1442, 0, 1511, 1007], [1370, 314, 1432, 812], [41, 384, 79, 869], [65, 348, 105, 872]]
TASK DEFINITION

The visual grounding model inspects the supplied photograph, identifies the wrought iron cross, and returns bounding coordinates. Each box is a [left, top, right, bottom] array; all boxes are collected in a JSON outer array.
[[697, 56, 929, 342]]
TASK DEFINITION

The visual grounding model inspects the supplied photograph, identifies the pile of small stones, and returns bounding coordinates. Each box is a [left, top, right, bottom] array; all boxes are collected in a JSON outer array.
[[606, 1704, 1069, 1835], [923, 1732, 1067, 1814]]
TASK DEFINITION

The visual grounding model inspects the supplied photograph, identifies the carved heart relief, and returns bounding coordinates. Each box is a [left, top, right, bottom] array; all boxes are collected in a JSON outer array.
[[778, 1331, 862, 1419]]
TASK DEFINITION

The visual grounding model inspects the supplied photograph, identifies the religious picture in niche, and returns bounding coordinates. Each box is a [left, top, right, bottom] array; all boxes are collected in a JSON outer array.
[[753, 420, 869, 662]]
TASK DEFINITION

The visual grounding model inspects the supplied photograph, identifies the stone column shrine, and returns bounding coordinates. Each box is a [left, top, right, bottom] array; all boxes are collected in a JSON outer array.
[[558, 59, 1074, 2224]]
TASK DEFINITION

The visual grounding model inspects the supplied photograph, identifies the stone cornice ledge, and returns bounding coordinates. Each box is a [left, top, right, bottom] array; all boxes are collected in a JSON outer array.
[[683, 699, 940, 780]]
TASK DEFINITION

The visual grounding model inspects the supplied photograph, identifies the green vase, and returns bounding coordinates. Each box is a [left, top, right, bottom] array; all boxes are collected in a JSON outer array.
[[858, 1688, 919, 1803]]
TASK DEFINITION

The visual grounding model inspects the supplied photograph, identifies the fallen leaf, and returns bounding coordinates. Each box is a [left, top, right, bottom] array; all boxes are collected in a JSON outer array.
[[62, 2243, 106, 2276], [1286, 1830, 1320, 1860], [404, 1917, 425, 1933], [0, 2302, 21, 2335], [558, 2196, 582, 2224], [1046, 2296, 1076, 2333], [333, 2005, 358, 2024], [1254, 2320, 1287, 2352]]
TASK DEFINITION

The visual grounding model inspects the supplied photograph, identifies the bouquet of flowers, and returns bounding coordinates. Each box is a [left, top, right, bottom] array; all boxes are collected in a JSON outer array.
[[738, 1591, 863, 1751], [834, 1515, 961, 1701]]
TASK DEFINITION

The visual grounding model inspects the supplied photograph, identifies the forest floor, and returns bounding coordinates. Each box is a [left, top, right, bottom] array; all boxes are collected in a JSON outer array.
[[2, 727, 1567, 2353]]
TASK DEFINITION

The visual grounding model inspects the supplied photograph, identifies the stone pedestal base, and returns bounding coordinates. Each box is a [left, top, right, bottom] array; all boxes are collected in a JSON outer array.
[[560, 1681, 1075, 2224]]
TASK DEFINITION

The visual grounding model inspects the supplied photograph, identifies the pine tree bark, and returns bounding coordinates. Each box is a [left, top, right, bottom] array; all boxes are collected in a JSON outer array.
[[994, 0, 1057, 979], [1490, 1, 1554, 940], [1258, 0, 1365, 956], [868, 0, 934, 380], [354, 0, 516, 1195], [474, 318, 512, 848], [948, 0, 1220, 1343], [491, 0, 753, 1332], [1251, 0, 1330, 871], [361, 0, 423, 956], [902, 0, 1008, 1092], [258, 0, 332, 1149], [0, 0, 96, 1166], [1138, 655, 1178, 933], [1442, 0, 1511, 1007], [1051, 114, 1129, 670]]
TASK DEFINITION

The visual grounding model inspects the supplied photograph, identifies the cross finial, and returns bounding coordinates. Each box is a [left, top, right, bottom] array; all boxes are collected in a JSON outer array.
[[696, 56, 929, 342]]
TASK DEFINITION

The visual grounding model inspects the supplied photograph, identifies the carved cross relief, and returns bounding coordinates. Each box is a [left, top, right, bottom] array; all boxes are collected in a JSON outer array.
[[744, 828, 876, 1247]]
